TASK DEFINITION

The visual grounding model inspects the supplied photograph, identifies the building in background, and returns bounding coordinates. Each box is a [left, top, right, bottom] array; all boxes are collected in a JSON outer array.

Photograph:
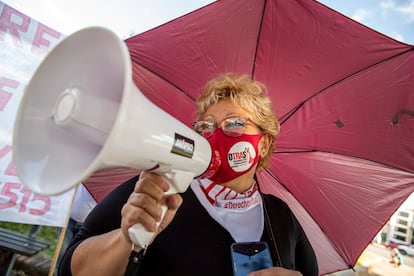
[[381, 206, 414, 246]]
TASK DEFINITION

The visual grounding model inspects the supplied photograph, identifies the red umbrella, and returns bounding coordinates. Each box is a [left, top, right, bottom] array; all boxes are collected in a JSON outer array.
[[85, 0, 414, 274]]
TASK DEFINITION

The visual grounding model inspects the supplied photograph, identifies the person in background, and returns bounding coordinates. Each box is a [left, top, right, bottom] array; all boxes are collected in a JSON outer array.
[[59, 73, 318, 275], [390, 248, 403, 267]]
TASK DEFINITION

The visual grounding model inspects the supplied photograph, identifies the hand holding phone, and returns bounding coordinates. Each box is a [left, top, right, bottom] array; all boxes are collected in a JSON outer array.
[[231, 241, 273, 276]]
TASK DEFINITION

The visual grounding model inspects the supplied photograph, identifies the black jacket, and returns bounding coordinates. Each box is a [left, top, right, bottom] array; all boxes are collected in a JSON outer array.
[[59, 175, 318, 276]]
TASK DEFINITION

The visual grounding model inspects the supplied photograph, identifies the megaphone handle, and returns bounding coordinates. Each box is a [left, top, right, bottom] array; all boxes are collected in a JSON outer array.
[[127, 169, 197, 248], [128, 204, 168, 248]]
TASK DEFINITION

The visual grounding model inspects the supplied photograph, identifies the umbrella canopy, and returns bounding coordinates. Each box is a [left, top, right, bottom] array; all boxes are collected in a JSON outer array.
[[85, 0, 414, 274]]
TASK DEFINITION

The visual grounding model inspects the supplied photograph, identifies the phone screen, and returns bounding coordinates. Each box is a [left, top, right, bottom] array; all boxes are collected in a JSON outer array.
[[231, 242, 273, 276]]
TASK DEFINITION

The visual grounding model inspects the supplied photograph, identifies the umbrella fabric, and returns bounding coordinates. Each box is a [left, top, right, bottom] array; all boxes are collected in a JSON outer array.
[[85, 0, 414, 274], [83, 168, 139, 202]]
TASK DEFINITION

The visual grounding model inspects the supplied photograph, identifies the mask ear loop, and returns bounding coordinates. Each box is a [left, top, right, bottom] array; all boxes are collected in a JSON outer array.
[[255, 174, 283, 267]]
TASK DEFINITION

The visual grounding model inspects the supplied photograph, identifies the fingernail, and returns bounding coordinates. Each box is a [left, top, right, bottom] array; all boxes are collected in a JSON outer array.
[[162, 182, 170, 191]]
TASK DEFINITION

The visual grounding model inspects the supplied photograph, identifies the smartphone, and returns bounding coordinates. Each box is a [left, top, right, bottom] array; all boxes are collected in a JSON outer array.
[[230, 241, 273, 276]]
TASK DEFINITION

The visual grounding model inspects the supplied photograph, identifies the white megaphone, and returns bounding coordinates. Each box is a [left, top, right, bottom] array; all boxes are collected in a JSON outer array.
[[12, 27, 219, 248]]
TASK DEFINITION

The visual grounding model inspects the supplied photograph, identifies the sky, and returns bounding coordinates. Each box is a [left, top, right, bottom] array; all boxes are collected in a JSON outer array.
[[2, 0, 414, 45], [2, 0, 413, 207]]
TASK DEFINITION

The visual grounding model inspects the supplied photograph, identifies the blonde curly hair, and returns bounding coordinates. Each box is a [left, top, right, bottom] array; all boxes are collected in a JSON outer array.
[[195, 73, 280, 170]]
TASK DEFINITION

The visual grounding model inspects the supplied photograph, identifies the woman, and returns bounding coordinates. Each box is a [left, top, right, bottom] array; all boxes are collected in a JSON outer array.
[[59, 73, 318, 275]]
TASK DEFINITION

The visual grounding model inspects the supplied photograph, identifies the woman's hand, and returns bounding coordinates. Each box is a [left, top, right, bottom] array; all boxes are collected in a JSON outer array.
[[249, 267, 303, 276], [120, 171, 183, 248]]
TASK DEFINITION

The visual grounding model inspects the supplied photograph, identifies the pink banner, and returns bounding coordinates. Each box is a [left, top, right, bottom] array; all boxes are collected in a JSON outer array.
[[0, 2, 75, 227]]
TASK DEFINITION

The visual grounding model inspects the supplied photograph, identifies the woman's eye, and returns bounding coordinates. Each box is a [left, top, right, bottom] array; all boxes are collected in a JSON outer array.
[[200, 122, 214, 130], [226, 119, 245, 128]]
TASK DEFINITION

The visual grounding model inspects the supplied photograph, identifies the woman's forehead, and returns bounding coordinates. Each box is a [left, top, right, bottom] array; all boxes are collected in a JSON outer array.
[[203, 100, 253, 119]]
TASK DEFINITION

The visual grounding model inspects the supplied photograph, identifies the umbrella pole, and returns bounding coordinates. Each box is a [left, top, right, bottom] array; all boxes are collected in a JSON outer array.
[[49, 226, 68, 275], [48, 189, 77, 275]]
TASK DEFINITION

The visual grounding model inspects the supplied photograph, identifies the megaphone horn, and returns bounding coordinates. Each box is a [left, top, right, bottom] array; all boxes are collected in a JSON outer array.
[[12, 27, 216, 248]]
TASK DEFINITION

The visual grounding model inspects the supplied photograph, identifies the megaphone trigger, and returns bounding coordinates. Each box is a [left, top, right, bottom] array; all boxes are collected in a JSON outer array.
[[148, 165, 197, 193]]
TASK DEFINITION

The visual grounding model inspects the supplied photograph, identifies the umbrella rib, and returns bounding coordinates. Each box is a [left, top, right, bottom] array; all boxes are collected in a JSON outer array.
[[274, 148, 314, 154], [278, 47, 414, 125], [262, 165, 371, 268], [131, 61, 197, 102], [262, 168, 287, 191], [273, 148, 414, 174], [279, 104, 302, 125], [251, 0, 268, 78], [260, 167, 331, 242]]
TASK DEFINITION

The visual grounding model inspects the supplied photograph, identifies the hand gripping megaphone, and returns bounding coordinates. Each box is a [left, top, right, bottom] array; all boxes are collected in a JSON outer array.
[[12, 27, 219, 248]]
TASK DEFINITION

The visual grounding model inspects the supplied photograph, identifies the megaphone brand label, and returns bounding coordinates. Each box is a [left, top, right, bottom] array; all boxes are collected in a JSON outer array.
[[171, 133, 194, 158], [228, 142, 256, 172]]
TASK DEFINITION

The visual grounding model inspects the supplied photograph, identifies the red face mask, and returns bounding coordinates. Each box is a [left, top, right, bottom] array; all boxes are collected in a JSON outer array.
[[203, 128, 263, 184]]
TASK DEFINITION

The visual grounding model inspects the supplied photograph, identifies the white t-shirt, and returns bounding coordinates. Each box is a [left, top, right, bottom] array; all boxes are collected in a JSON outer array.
[[70, 184, 97, 223]]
